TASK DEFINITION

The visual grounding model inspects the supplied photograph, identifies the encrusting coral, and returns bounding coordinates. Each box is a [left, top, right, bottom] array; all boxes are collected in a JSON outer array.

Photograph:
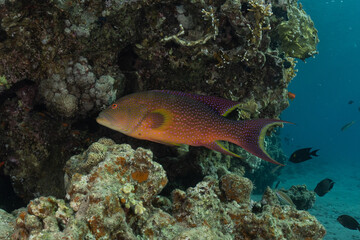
[[274, 0, 319, 60], [8, 138, 325, 239]]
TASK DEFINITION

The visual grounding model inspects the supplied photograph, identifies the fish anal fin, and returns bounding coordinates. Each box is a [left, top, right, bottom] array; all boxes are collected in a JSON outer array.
[[143, 109, 173, 130], [205, 141, 245, 159]]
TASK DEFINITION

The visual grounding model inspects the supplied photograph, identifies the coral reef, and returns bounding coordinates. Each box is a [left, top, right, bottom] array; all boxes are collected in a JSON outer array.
[[0, 0, 316, 117], [9, 139, 325, 239], [0, 0, 319, 226]]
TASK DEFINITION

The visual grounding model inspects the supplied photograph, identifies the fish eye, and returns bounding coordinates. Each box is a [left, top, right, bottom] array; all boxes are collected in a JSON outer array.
[[111, 104, 118, 109]]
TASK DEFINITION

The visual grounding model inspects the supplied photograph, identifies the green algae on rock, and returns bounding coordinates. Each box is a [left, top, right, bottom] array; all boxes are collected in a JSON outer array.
[[276, 1, 319, 60]]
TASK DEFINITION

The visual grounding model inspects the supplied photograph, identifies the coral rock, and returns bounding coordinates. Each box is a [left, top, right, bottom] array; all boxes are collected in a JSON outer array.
[[276, 1, 319, 60], [10, 140, 326, 239], [283, 184, 316, 210], [13, 138, 168, 239], [220, 173, 253, 204], [0, 209, 15, 239]]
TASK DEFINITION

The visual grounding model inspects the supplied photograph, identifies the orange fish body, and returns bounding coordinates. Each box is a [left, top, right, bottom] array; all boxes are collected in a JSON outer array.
[[288, 92, 296, 100], [97, 90, 291, 165]]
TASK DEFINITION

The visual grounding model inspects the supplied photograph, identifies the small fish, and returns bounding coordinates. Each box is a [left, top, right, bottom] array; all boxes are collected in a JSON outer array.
[[287, 92, 296, 101], [314, 178, 335, 197], [289, 148, 319, 163], [0, 161, 4, 168], [270, 165, 283, 174], [348, 100, 354, 104], [276, 190, 296, 207], [341, 120, 356, 131], [337, 215, 360, 231], [97, 90, 293, 165], [358, 106, 360, 112]]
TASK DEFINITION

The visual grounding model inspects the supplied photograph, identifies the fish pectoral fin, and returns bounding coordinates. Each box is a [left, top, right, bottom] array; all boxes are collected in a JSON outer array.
[[143, 109, 173, 130], [205, 141, 245, 159]]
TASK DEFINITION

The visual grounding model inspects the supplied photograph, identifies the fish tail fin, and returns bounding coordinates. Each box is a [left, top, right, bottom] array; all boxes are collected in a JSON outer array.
[[228, 119, 293, 166], [311, 149, 319, 157]]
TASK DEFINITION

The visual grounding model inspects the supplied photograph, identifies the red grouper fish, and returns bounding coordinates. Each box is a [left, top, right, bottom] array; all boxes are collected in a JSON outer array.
[[96, 90, 292, 165]]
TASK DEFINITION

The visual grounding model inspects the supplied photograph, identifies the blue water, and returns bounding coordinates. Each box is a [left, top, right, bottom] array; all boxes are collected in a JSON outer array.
[[280, 1, 360, 239]]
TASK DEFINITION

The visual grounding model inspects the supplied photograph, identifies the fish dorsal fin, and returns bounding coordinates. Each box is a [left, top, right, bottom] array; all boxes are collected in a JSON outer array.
[[153, 90, 240, 116], [143, 108, 173, 130]]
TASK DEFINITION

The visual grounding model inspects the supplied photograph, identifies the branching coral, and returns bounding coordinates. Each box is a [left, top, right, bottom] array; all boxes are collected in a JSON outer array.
[[161, 6, 218, 46], [247, 0, 273, 49]]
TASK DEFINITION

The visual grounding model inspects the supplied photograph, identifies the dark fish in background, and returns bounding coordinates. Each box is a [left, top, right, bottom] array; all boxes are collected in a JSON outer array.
[[358, 106, 360, 112], [348, 100, 354, 104], [289, 148, 319, 163], [337, 215, 360, 231], [314, 178, 335, 197], [341, 120, 356, 131]]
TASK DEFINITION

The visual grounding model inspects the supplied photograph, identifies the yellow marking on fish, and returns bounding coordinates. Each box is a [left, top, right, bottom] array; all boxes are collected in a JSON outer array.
[[144, 109, 173, 130], [215, 141, 245, 159], [259, 122, 284, 159], [222, 103, 241, 117]]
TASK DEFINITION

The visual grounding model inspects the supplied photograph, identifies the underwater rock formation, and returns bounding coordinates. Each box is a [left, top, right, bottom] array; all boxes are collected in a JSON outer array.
[[0, 0, 318, 116], [282, 184, 316, 210], [0, 209, 15, 239], [8, 139, 325, 239], [274, 0, 319, 60], [12, 138, 168, 239]]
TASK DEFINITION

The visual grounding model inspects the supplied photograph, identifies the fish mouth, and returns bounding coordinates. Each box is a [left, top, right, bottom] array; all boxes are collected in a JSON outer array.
[[96, 112, 112, 127]]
